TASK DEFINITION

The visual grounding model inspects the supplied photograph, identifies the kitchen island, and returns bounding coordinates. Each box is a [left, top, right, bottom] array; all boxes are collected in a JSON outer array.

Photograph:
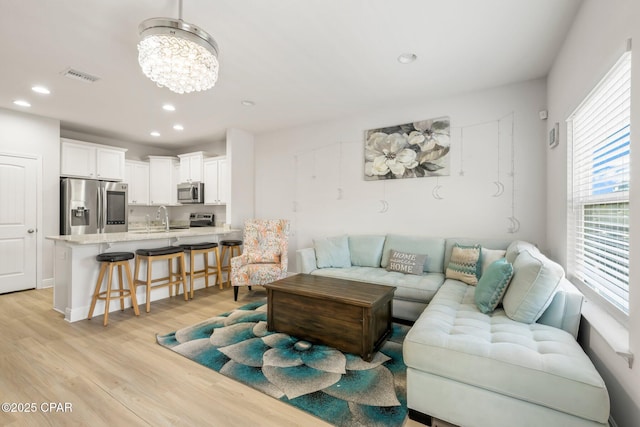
[[47, 227, 239, 322]]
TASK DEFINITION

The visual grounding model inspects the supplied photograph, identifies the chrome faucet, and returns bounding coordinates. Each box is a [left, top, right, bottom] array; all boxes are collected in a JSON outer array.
[[156, 205, 169, 231]]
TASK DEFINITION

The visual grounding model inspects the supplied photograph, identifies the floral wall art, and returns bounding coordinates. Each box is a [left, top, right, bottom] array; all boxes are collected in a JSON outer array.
[[364, 116, 450, 180]]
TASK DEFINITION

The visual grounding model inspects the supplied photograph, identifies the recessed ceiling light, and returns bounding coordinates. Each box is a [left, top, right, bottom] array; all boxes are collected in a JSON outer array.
[[150, 131, 161, 137], [13, 100, 31, 107], [241, 100, 255, 107], [162, 104, 176, 111], [32, 86, 51, 94], [173, 124, 184, 131], [397, 53, 417, 64]]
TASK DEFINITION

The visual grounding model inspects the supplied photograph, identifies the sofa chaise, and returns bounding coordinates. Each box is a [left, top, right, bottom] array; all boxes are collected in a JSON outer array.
[[296, 235, 610, 427]]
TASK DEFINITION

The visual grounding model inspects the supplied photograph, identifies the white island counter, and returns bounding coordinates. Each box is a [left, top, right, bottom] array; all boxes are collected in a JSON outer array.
[[47, 227, 240, 322]]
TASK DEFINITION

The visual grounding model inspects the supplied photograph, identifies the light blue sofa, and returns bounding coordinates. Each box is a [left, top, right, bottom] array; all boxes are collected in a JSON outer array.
[[296, 235, 610, 427]]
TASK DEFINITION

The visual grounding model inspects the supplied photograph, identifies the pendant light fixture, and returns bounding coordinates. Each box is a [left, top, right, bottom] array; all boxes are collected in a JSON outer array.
[[138, 0, 219, 94]]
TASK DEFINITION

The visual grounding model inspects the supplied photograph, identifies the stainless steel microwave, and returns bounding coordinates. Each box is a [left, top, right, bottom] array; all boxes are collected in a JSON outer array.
[[177, 182, 204, 204]]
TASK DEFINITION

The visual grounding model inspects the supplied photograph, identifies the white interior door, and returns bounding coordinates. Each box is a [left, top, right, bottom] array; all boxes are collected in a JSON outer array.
[[0, 155, 37, 293]]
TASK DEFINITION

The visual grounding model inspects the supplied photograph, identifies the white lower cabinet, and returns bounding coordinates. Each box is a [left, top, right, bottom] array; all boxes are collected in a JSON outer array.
[[203, 156, 229, 204]]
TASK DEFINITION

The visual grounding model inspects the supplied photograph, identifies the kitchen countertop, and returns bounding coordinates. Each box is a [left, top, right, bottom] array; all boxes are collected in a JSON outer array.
[[46, 226, 239, 245]]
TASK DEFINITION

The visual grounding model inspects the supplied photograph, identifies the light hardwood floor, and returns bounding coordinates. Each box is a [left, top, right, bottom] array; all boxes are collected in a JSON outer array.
[[0, 285, 428, 427]]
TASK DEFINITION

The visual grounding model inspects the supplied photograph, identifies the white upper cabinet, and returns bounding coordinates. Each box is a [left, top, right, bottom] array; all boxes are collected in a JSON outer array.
[[203, 156, 229, 204], [203, 158, 219, 204], [60, 139, 126, 181], [60, 141, 94, 178], [178, 152, 204, 183], [148, 156, 179, 205], [218, 157, 229, 204], [124, 160, 149, 205], [172, 162, 180, 205], [96, 147, 126, 181]]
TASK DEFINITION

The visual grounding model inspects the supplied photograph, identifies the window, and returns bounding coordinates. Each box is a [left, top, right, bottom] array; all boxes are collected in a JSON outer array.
[[567, 51, 631, 316]]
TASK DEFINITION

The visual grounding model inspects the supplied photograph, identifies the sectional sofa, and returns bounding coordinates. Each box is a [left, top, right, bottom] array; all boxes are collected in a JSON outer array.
[[296, 235, 610, 427]]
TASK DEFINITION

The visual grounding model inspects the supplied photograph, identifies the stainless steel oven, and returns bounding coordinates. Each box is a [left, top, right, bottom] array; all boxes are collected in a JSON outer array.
[[189, 212, 214, 227]]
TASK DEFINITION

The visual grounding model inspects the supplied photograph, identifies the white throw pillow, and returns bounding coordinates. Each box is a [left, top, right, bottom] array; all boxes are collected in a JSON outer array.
[[481, 248, 506, 276], [505, 240, 538, 264], [503, 249, 564, 323]]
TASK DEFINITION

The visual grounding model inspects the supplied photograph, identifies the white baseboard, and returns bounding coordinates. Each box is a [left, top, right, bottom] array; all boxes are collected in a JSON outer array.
[[41, 278, 54, 289]]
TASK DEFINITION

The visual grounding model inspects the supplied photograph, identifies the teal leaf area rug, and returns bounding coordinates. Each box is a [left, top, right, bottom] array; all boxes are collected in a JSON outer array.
[[157, 299, 409, 426]]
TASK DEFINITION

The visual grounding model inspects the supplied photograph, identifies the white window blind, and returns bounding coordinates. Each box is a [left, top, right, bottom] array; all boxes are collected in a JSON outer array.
[[568, 51, 631, 315]]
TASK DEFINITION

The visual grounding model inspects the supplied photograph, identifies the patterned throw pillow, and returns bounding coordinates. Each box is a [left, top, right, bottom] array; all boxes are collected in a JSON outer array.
[[386, 250, 427, 275], [475, 258, 514, 314], [446, 243, 482, 285]]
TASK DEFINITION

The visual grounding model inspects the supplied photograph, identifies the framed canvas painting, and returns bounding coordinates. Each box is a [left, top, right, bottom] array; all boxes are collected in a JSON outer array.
[[364, 117, 450, 180]]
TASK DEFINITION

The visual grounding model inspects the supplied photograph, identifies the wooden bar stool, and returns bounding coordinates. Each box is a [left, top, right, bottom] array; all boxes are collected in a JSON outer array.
[[88, 252, 140, 326], [133, 246, 187, 313], [177, 242, 223, 298], [220, 239, 243, 287]]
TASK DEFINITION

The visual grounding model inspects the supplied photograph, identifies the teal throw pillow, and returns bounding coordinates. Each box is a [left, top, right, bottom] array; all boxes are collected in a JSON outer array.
[[349, 235, 386, 267], [474, 258, 514, 314], [313, 235, 351, 268]]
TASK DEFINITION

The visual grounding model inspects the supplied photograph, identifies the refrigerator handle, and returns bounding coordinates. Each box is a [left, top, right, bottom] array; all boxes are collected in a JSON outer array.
[[97, 184, 104, 233], [102, 184, 108, 233]]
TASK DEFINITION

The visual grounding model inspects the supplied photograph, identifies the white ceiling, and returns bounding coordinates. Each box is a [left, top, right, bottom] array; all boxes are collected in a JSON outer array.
[[0, 0, 582, 149]]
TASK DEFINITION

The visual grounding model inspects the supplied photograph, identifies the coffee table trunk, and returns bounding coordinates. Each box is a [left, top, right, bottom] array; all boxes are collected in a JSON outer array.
[[264, 274, 396, 362]]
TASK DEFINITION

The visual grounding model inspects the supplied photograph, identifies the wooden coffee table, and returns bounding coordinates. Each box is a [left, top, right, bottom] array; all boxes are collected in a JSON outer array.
[[263, 274, 396, 361]]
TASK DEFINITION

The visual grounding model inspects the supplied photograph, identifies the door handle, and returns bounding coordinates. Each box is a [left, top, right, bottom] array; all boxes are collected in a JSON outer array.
[[27, 229, 35, 233]]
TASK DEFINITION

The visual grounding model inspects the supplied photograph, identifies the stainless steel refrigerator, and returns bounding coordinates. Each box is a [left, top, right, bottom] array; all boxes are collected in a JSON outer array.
[[60, 178, 128, 235]]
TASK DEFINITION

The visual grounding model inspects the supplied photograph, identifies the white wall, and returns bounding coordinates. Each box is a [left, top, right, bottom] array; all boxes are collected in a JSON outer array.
[[0, 108, 60, 287], [182, 140, 226, 158], [227, 128, 255, 229], [254, 79, 548, 269], [546, 1, 640, 426]]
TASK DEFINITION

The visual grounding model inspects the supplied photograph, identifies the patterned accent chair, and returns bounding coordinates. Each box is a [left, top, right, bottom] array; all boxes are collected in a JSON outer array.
[[230, 219, 290, 300]]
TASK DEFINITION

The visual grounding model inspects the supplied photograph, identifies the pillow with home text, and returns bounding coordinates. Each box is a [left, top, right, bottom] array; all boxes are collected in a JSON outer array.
[[386, 250, 427, 275]]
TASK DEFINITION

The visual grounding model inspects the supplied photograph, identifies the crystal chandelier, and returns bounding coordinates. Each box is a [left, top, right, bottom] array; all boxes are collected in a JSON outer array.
[[138, 0, 219, 94]]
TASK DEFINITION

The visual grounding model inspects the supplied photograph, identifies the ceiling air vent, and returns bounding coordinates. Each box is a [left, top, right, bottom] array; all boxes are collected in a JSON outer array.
[[61, 68, 100, 83]]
